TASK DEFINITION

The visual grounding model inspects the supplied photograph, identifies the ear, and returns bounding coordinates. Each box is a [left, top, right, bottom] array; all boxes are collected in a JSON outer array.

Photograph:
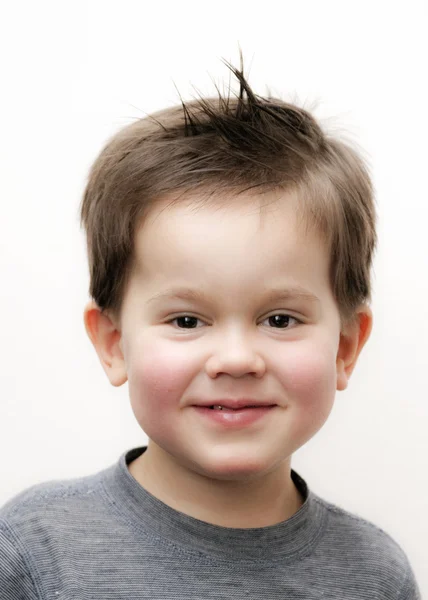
[[83, 300, 128, 387], [336, 305, 373, 391]]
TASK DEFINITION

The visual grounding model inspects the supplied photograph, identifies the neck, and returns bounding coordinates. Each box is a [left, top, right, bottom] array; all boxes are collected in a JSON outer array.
[[128, 444, 304, 528]]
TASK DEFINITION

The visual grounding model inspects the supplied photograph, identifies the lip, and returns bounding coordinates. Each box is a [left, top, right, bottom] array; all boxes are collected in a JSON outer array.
[[192, 405, 276, 428], [192, 399, 277, 410]]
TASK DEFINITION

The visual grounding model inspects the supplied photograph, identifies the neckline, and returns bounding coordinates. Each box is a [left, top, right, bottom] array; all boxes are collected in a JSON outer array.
[[101, 446, 326, 563]]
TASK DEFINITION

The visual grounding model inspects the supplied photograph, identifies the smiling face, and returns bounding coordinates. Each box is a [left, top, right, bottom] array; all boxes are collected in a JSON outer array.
[[101, 190, 362, 482]]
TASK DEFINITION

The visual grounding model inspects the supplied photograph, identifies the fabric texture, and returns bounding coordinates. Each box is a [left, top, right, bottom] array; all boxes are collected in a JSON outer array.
[[0, 446, 421, 599]]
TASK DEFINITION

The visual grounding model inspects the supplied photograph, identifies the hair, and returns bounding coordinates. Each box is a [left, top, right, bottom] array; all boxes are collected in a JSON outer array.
[[80, 54, 376, 328]]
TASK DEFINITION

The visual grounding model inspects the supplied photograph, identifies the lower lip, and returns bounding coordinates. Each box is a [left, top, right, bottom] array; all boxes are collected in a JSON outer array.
[[192, 406, 276, 428]]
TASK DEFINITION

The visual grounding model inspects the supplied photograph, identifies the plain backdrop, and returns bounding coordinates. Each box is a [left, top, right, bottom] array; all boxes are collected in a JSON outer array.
[[1, 0, 427, 593]]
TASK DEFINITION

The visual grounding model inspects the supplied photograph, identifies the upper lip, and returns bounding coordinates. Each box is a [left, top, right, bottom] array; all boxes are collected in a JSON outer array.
[[193, 399, 277, 409]]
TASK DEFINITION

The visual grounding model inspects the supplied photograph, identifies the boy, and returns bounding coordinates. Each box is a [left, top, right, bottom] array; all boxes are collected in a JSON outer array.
[[0, 57, 421, 599]]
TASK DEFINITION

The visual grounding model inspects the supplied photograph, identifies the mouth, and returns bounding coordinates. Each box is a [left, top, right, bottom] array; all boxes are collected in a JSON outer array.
[[193, 399, 277, 411], [192, 404, 277, 427], [206, 405, 276, 411]]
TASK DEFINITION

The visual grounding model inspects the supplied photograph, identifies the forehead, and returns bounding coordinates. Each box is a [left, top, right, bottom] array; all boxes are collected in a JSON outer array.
[[132, 191, 329, 285], [140, 189, 310, 244]]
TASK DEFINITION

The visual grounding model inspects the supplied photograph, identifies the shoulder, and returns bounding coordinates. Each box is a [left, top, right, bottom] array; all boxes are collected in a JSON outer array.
[[0, 465, 112, 535], [0, 470, 108, 600], [312, 493, 421, 599], [0, 467, 111, 551], [0, 468, 113, 598]]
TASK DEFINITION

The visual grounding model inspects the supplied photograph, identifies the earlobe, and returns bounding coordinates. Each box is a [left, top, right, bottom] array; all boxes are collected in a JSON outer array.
[[336, 358, 348, 391], [83, 300, 128, 387], [336, 306, 373, 391]]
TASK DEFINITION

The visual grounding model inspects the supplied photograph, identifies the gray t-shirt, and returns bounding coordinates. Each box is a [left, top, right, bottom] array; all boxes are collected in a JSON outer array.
[[0, 446, 421, 599]]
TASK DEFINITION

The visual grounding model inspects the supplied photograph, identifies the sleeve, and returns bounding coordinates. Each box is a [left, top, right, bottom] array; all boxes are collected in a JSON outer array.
[[0, 521, 41, 600], [397, 554, 422, 600]]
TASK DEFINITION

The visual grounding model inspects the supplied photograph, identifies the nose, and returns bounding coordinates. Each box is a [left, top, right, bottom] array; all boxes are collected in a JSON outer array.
[[204, 329, 266, 379]]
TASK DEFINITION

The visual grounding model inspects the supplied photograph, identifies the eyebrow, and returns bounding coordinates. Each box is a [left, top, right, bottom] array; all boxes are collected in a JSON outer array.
[[146, 286, 320, 306]]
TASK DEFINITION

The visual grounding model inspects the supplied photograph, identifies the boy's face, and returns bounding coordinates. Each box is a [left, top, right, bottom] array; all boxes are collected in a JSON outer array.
[[87, 192, 371, 481]]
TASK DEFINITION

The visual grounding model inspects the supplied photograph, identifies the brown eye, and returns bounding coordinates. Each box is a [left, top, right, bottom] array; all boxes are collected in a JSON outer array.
[[264, 314, 299, 328], [173, 316, 201, 329]]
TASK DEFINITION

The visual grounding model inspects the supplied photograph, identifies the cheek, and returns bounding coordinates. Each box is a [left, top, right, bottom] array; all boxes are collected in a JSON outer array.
[[276, 340, 338, 412], [126, 339, 195, 427]]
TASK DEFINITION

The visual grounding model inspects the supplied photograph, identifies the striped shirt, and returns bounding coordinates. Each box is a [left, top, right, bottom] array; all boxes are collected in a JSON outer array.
[[0, 446, 421, 599]]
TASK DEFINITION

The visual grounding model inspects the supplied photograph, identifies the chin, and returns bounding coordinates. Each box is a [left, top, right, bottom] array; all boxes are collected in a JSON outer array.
[[188, 450, 284, 481]]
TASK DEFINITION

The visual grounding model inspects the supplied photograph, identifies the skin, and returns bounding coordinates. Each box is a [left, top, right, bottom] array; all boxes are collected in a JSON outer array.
[[84, 191, 372, 528]]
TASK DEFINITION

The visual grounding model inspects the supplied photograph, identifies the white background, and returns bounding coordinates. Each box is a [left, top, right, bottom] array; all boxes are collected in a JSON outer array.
[[1, 0, 427, 593]]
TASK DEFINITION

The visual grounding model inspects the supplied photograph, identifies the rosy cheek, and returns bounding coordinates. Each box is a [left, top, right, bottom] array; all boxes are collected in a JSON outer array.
[[278, 343, 337, 408], [127, 340, 194, 422]]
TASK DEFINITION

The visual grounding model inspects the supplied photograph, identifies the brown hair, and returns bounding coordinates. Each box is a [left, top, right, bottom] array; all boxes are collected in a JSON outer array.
[[80, 56, 376, 327]]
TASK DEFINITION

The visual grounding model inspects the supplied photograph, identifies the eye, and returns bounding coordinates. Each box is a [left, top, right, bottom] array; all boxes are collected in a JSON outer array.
[[261, 314, 300, 329], [169, 315, 204, 329], [167, 313, 300, 330]]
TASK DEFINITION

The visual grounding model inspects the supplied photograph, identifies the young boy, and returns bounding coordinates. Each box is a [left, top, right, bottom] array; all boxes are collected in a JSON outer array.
[[0, 58, 421, 599]]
